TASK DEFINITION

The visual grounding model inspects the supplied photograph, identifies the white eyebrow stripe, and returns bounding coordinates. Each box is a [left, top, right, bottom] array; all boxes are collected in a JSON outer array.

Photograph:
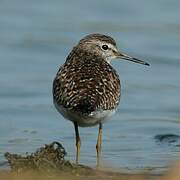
[[98, 42, 117, 50], [107, 43, 117, 51]]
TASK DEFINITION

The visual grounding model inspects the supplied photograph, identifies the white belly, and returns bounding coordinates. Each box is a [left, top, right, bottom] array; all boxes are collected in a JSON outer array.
[[54, 101, 116, 127]]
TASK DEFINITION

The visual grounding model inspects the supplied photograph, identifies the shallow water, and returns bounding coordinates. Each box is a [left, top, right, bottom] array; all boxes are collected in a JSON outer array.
[[0, 0, 180, 172]]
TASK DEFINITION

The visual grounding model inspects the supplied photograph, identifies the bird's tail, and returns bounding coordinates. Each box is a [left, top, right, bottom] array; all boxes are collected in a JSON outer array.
[[74, 97, 95, 114]]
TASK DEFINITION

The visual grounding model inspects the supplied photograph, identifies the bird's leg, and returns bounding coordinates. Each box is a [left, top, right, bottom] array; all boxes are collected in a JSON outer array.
[[96, 122, 102, 168], [74, 122, 81, 164]]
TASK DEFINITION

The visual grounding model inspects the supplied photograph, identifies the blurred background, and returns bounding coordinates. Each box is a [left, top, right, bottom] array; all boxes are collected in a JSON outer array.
[[0, 0, 180, 173]]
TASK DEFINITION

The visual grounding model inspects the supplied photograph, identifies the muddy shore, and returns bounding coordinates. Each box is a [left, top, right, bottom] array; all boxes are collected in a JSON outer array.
[[1, 141, 180, 180]]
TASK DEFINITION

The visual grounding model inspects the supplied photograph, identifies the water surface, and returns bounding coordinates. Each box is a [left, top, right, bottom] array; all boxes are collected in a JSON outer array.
[[0, 0, 180, 172]]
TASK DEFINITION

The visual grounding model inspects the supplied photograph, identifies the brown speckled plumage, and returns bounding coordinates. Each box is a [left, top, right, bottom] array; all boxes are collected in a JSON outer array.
[[53, 45, 120, 115]]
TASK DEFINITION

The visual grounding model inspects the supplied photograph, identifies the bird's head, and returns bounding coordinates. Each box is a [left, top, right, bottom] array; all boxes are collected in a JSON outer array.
[[77, 33, 150, 66]]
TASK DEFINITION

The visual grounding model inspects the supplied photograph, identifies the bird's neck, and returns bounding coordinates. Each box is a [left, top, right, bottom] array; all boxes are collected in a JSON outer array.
[[67, 46, 112, 64]]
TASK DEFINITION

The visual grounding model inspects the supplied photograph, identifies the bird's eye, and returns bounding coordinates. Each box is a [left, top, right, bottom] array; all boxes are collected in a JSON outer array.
[[102, 44, 108, 50]]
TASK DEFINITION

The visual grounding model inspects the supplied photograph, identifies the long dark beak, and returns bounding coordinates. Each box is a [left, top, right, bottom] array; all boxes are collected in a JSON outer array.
[[116, 52, 150, 66]]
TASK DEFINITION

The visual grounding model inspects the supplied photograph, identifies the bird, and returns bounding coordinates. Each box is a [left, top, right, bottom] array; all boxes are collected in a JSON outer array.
[[53, 33, 149, 167]]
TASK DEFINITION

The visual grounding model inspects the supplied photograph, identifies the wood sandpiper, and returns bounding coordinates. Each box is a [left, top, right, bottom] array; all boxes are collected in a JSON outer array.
[[53, 33, 149, 166]]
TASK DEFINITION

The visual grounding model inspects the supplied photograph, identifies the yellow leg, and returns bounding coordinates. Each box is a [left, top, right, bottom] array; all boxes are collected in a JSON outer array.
[[96, 123, 102, 168], [74, 122, 81, 164]]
